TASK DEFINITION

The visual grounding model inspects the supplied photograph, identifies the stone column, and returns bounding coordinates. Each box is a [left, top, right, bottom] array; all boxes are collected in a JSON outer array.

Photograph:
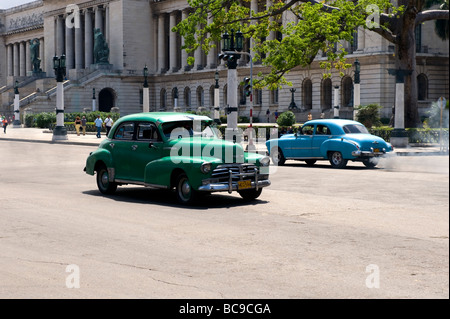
[[95, 6, 104, 35], [26, 41, 31, 74], [7, 44, 13, 76], [20, 42, 26, 77], [357, 27, 365, 51], [84, 9, 94, 67], [65, 19, 74, 70], [56, 16, 65, 56], [105, 5, 110, 42], [75, 13, 84, 70], [39, 38, 45, 72], [194, 24, 203, 70], [206, 15, 216, 69], [14, 43, 20, 77], [267, 0, 275, 41], [158, 14, 166, 73], [181, 10, 189, 71], [169, 12, 178, 72]]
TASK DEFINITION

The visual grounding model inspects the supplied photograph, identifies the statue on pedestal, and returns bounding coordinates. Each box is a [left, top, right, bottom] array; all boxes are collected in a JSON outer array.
[[30, 38, 42, 73], [94, 28, 109, 64]]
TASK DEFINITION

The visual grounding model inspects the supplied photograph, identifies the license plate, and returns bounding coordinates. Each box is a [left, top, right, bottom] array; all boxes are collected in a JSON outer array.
[[238, 180, 252, 190], [374, 148, 380, 153]]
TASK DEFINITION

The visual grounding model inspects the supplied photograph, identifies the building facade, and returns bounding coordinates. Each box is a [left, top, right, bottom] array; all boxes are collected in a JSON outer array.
[[0, 0, 448, 122]]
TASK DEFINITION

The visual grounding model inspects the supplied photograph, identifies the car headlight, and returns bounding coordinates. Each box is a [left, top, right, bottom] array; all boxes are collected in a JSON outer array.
[[259, 156, 270, 167], [200, 162, 212, 174]]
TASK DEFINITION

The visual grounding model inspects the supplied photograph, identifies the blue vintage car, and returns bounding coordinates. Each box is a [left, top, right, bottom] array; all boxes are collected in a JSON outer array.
[[266, 119, 393, 168]]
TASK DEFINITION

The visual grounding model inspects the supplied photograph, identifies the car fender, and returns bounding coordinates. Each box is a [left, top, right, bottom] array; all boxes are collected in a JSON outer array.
[[320, 138, 359, 159], [85, 149, 113, 175], [144, 156, 221, 189]]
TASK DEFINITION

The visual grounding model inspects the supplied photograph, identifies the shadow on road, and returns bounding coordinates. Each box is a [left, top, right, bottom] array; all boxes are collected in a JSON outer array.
[[82, 187, 269, 210]]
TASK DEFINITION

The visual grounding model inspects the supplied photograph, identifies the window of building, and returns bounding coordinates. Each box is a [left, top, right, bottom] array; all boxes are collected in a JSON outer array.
[[160, 89, 167, 110], [197, 86, 204, 107], [321, 78, 332, 110], [302, 79, 313, 110], [341, 76, 353, 107], [417, 73, 428, 101], [184, 87, 191, 110]]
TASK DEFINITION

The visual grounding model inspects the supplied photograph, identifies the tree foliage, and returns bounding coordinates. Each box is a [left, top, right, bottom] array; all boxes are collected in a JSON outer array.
[[173, 0, 449, 127]]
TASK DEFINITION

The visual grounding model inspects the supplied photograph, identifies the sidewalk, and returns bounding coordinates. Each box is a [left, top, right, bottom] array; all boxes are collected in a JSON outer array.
[[0, 126, 448, 156]]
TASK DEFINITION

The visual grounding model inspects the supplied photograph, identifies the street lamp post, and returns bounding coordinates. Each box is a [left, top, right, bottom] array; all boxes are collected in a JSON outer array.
[[143, 65, 150, 113], [353, 58, 360, 120], [289, 88, 297, 110], [213, 71, 221, 124], [218, 29, 244, 139], [92, 88, 96, 112], [333, 85, 340, 119], [13, 80, 21, 127], [52, 54, 68, 141]]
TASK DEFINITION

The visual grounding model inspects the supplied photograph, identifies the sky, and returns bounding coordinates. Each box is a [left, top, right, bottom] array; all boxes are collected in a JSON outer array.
[[0, 0, 35, 10]]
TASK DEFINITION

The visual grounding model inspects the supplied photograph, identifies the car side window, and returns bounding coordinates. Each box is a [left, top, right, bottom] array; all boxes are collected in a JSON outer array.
[[114, 122, 135, 140], [137, 122, 160, 141], [302, 124, 314, 135], [315, 125, 331, 135]]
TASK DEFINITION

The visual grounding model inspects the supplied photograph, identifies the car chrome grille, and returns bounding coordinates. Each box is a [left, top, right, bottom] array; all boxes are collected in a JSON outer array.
[[211, 164, 259, 182]]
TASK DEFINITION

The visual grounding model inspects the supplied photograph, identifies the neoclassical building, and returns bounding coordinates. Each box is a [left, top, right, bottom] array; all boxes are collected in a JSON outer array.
[[0, 0, 448, 122]]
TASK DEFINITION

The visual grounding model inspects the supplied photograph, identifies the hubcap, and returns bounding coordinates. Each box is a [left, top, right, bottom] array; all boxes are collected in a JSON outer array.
[[101, 171, 109, 186], [180, 179, 191, 199], [332, 153, 342, 164]]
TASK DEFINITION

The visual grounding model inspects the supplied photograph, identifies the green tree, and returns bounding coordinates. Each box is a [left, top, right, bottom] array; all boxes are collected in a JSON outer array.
[[173, 0, 449, 128], [277, 111, 296, 126], [355, 104, 383, 128]]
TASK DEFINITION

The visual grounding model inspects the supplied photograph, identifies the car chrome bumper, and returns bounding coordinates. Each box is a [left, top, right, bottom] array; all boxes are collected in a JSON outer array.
[[352, 150, 388, 157], [198, 179, 271, 193]]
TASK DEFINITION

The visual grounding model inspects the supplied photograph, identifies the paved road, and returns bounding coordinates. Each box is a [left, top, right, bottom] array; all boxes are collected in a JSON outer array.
[[0, 139, 448, 299]]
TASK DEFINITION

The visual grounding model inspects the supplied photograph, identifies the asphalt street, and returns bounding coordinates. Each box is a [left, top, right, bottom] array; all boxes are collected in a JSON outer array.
[[0, 128, 448, 299]]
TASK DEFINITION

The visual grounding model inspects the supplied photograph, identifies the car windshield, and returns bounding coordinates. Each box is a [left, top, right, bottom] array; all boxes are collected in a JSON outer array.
[[162, 120, 220, 140], [343, 124, 369, 134]]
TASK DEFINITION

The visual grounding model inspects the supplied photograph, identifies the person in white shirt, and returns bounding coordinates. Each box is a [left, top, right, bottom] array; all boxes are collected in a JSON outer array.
[[104, 115, 114, 136]]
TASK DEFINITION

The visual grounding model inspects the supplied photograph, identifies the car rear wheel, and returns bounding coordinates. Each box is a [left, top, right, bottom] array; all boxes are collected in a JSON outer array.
[[238, 188, 263, 201], [271, 147, 286, 166], [328, 151, 348, 169], [363, 158, 379, 168], [175, 173, 197, 205], [96, 165, 117, 194]]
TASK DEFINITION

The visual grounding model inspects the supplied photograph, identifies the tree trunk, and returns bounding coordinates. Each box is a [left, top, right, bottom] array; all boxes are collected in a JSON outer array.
[[395, 5, 421, 128]]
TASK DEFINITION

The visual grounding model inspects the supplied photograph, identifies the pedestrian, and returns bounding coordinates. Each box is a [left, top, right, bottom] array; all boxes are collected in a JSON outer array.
[[104, 115, 113, 136], [275, 110, 279, 121], [74, 116, 82, 136], [94, 115, 103, 138], [266, 109, 270, 123], [81, 116, 87, 136], [2, 116, 8, 134]]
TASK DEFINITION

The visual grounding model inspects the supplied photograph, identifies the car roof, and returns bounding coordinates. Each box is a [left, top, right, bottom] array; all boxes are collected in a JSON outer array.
[[304, 119, 362, 127], [116, 112, 212, 125]]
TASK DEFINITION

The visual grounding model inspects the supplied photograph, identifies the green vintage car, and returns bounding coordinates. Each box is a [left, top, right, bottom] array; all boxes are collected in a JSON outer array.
[[84, 112, 271, 204]]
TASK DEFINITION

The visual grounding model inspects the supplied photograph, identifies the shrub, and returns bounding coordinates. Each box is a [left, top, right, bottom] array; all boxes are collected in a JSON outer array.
[[276, 111, 296, 127], [356, 104, 382, 128]]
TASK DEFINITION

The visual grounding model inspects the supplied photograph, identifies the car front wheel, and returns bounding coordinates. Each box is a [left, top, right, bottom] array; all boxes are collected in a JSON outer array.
[[328, 151, 348, 169], [96, 165, 117, 194], [238, 188, 263, 201], [175, 173, 197, 205], [271, 147, 286, 166]]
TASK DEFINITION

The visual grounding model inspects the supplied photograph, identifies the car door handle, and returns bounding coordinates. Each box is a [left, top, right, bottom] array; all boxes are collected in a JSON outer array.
[[131, 145, 138, 151]]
